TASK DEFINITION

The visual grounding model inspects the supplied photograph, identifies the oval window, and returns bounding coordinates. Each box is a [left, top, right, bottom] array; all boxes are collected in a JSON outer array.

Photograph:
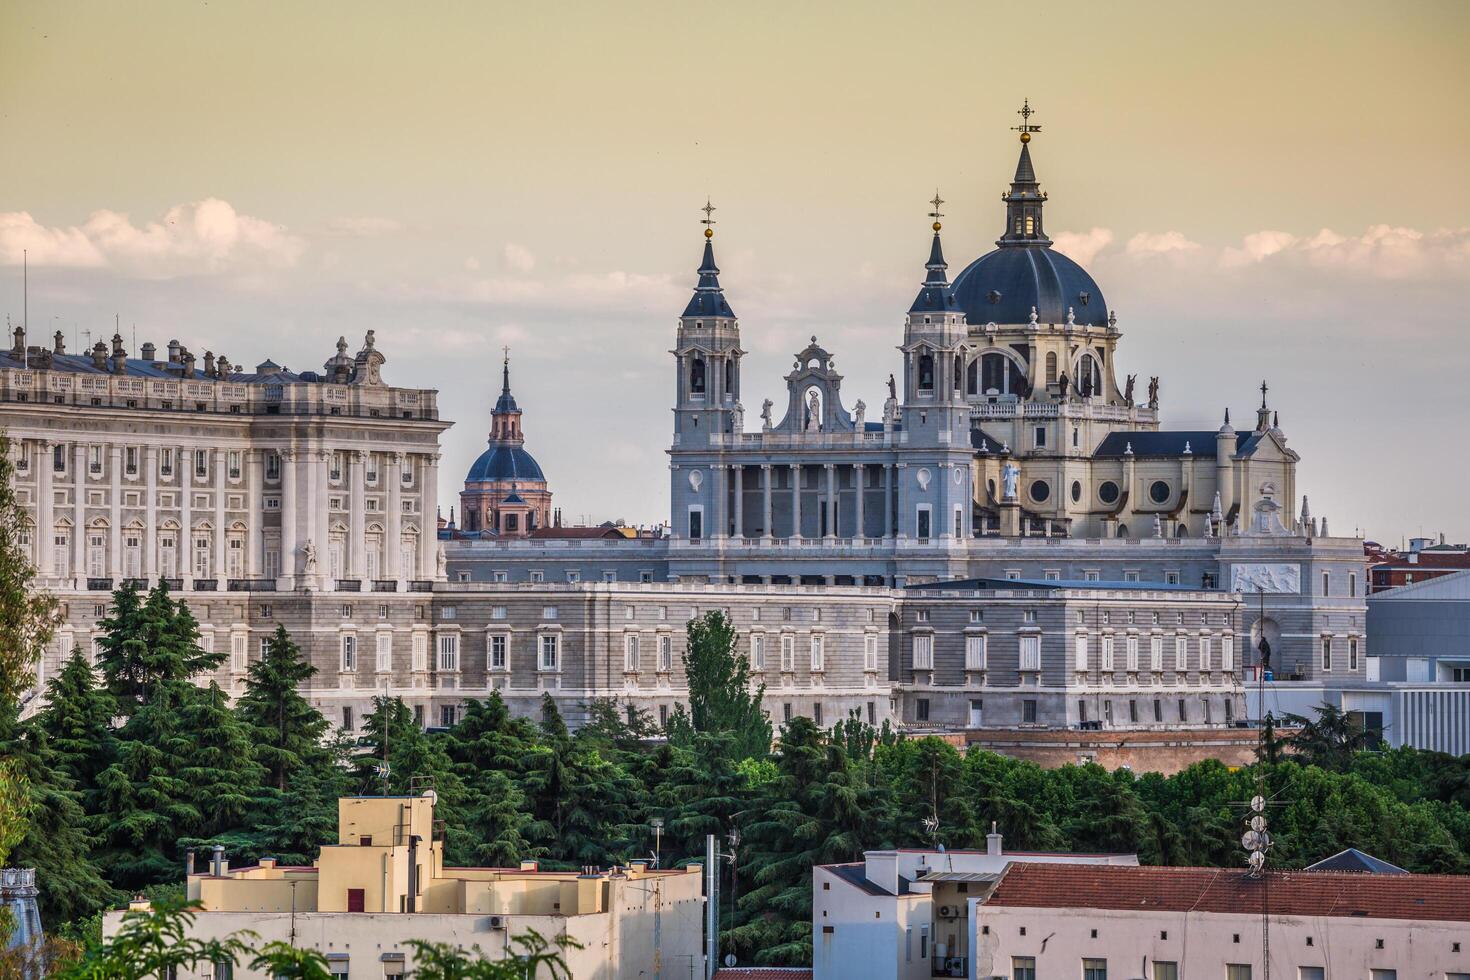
[[1071, 481, 1082, 503], [1098, 481, 1120, 504], [1029, 480, 1051, 504], [1150, 480, 1170, 504]]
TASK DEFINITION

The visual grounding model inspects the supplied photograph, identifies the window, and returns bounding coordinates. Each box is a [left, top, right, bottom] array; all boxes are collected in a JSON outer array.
[[1175, 635, 1188, 671], [915, 698, 930, 722], [688, 508, 703, 541], [916, 506, 931, 540], [346, 888, 365, 913], [1022, 699, 1037, 723], [230, 634, 247, 672], [1153, 963, 1178, 980], [1128, 699, 1138, 723], [624, 633, 641, 672], [912, 634, 933, 670], [1019, 634, 1041, 671], [780, 635, 795, 672], [340, 635, 356, 671], [659, 634, 674, 672], [1349, 572, 1357, 598], [1012, 958, 1036, 980], [342, 706, 354, 732], [439, 605, 456, 620], [411, 633, 427, 672], [1297, 969, 1324, 980], [1022, 610, 1037, 624], [1321, 636, 1333, 671], [1227, 966, 1252, 980], [488, 634, 507, 671], [1075, 635, 1089, 671], [1150, 635, 1164, 671], [1083, 959, 1108, 980], [810, 634, 825, 672], [542, 605, 558, 620], [1126, 635, 1139, 671], [863, 633, 878, 672], [539, 634, 559, 671], [965, 634, 987, 670], [1034, 425, 1047, 448], [437, 634, 458, 671], [813, 702, 824, 727], [1153, 698, 1163, 722], [1199, 635, 1213, 671], [1101, 635, 1115, 671], [1369, 971, 1396, 980], [1348, 637, 1359, 671], [752, 633, 767, 671], [376, 632, 392, 672], [440, 704, 458, 728]]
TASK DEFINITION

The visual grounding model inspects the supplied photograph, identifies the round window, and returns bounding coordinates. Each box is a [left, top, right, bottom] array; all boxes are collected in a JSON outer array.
[[1098, 481, 1120, 504], [1071, 481, 1082, 503], [1029, 480, 1051, 504], [1150, 480, 1170, 504]]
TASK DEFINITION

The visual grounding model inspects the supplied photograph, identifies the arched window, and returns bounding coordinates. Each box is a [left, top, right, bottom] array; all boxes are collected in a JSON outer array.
[[966, 358, 979, 395], [953, 354, 963, 392], [724, 358, 735, 397], [1045, 352, 1058, 385], [980, 353, 1025, 396], [690, 357, 706, 396], [918, 354, 935, 391], [1076, 354, 1102, 398], [1024, 215, 1035, 235]]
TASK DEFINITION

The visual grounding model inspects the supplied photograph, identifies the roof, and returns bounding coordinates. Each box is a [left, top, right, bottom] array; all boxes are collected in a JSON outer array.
[[821, 863, 908, 897], [464, 445, 545, 484], [905, 577, 1209, 594], [1092, 430, 1247, 458], [909, 232, 959, 314], [951, 245, 1107, 328], [984, 863, 1470, 922], [1305, 848, 1408, 875], [682, 238, 735, 318], [528, 526, 626, 540], [1369, 568, 1470, 601], [712, 970, 812, 980]]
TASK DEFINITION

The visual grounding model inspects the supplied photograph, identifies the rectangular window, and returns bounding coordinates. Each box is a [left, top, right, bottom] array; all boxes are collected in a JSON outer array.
[[1349, 572, 1357, 598], [965, 634, 987, 670], [864, 633, 878, 672], [1227, 966, 1252, 980], [1153, 963, 1178, 980], [340, 635, 356, 672], [440, 704, 458, 728], [1101, 635, 1115, 671], [1175, 635, 1188, 671], [915, 698, 930, 722], [411, 633, 427, 672], [1150, 635, 1164, 671], [912, 634, 934, 670], [1200, 635, 1213, 671], [752, 633, 767, 671], [1349, 638, 1359, 671], [813, 701, 823, 727], [541, 605, 558, 620], [342, 706, 354, 732], [1019, 634, 1041, 671], [1321, 636, 1333, 671], [688, 508, 703, 541], [437, 634, 458, 672], [1322, 571, 1330, 597], [1297, 969, 1324, 980], [376, 632, 392, 672], [230, 634, 247, 672], [539, 634, 559, 671], [810, 634, 825, 672], [1083, 959, 1108, 980], [916, 506, 931, 540], [1022, 699, 1037, 723], [1128, 699, 1138, 723], [624, 633, 640, 672], [1012, 957, 1036, 980], [780, 635, 795, 672], [346, 888, 365, 913], [1075, 635, 1089, 671], [1126, 635, 1139, 671], [488, 634, 507, 671], [1221, 639, 1235, 672]]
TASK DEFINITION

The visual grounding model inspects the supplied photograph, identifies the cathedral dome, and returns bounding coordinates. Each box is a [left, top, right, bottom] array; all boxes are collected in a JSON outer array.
[[465, 445, 545, 484], [951, 246, 1108, 327]]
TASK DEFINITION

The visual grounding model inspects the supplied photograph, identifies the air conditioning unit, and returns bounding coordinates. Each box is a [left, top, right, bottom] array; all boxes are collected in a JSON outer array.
[[946, 958, 967, 977], [937, 904, 956, 918], [488, 915, 506, 930]]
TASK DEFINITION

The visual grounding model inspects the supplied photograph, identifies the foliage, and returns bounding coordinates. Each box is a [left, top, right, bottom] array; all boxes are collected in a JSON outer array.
[[0, 431, 61, 707], [405, 931, 577, 979], [55, 897, 251, 980], [676, 610, 772, 760], [236, 624, 329, 791]]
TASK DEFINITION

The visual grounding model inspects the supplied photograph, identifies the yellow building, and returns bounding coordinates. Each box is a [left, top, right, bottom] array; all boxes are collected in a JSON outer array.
[[105, 792, 706, 979]]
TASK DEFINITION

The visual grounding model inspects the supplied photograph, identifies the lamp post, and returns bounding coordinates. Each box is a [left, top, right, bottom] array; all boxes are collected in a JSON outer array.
[[651, 816, 664, 869]]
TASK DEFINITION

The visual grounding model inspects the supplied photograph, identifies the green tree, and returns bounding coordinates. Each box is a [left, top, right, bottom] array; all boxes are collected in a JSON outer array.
[[55, 897, 249, 980], [176, 682, 268, 838], [0, 431, 61, 707], [1284, 704, 1375, 770], [95, 583, 222, 713], [33, 648, 118, 807], [405, 932, 575, 979], [679, 611, 771, 760], [235, 625, 329, 792]]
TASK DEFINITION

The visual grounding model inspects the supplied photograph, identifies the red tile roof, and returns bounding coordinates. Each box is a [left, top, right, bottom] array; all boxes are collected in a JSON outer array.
[[712, 971, 813, 980], [985, 863, 1470, 923]]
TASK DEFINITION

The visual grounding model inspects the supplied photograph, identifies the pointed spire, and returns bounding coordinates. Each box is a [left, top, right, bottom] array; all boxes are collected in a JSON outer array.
[[999, 100, 1051, 247], [682, 200, 735, 318], [495, 346, 519, 413], [909, 193, 958, 314]]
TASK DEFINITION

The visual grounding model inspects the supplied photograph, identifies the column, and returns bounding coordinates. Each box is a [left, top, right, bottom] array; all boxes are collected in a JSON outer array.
[[37, 441, 55, 582], [420, 452, 441, 580], [711, 465, 727, 540], [72, 443, 86, 584], [144, 445, 158, 579], [884, 464, 895, 538], [732, 464, 744, 541], [855, 463, 866, 541], [108, 446, 122, 580], [824, 463, 836, 539], [348, 450, 366, 579], [761, 465, 773, 543], [791, 464, 802, 541], [386, 452, 403, 581], [938, 463, 951, 540], [247, 450, 264, 578], [313, 449, 329, 584], [214, 448, 229, 583], [280, 448, 298, 584], [180, 450, 193, 588]]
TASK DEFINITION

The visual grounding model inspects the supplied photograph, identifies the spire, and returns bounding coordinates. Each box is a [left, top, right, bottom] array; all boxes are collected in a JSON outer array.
[[495, 347, 519, 413], [909, 192, 958, 314], [682, 198, 735, 318], [999, 99, 1051, 247], [1256, 380, 1272, 431]]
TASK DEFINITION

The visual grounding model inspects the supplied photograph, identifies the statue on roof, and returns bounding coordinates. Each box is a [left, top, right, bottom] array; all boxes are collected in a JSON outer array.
[[731, 401, 744, 434], [805, 389, 821, 432], [853, 399, 866, 427], [887, 373, 897, 401], [1124, 374, 1136, 405], [760, 398, 773, 431], [1057, 371, 1070, 400], [1148, 376, 1160, 409]]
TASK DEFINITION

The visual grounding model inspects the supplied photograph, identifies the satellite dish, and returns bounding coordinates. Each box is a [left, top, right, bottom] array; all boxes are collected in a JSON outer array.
[[1248, 851, 1265, 868], [724, 954, 737, 968], [1241, 832, 1259, 851], [1249, 815, 1266, 832], [1250, 795, 1266, 813]]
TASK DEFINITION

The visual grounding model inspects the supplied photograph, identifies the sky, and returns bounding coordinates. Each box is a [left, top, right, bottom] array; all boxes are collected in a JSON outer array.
[[2, 1, 1468, 543]]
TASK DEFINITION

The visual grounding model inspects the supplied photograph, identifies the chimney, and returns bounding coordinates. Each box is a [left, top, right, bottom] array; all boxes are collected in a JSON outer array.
[[211, 844, 225, 877], [519, 860, 539, 872], [53, 330, 65, 355], [203, 351, 216, 377], [182, 351, 196, 377], [140, 342, 157, 362], [90, 342, 108, 369], [986, 822, 1003, 856], [167, 339, 182, 363], [185, 851, 196, 876], [10, 325, 23, 355]]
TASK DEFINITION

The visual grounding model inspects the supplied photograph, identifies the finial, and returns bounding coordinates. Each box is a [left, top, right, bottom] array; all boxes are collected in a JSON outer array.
[[700, 197, 716, 239], [1012, 98, 1041, 144], [1260, 380, 1269, 409], [1028, 306, 1038, 326], [1224, 407, 1231, 426], [928, 190, 945, 232], [1273, 410, 1279, 428]]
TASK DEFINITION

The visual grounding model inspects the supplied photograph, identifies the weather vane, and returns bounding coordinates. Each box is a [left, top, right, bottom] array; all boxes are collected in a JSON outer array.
[[1012, 98, 1041, 142], [928, 190, 945, 231], [700, 197, 717, 238]]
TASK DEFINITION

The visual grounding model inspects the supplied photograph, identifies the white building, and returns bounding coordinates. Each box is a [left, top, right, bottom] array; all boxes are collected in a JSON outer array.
[[811, 833, 1138, 980]]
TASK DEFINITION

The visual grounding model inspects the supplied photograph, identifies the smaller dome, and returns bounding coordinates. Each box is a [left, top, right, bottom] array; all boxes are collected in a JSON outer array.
[[465, 445, 545, 484]]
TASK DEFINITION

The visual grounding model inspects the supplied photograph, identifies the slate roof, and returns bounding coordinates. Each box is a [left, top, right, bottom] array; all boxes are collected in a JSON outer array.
[[1092, 430, 1251, 458], [682, 239, 736, 318], [464, 445, 545, 484], [820, 862, 911, 897], [952, 246, 1107, 327], [905, 577, 1206, 593], [984, 863, 1470, 922], [0, 350, 280, 383], [1305, 848, 1409, 875]]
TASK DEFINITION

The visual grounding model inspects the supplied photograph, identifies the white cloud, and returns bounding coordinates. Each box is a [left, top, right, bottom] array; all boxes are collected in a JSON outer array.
[[1052, 227, 1114, 265], [0, 199, 304, 278], [501, 243, 536, 274], [1126, 231, 1202, 256], [328, 216, 402, 236]]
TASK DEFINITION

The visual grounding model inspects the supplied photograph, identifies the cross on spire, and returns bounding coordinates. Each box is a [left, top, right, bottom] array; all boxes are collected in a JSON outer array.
[[928, 190, 945, 231], [700, 197, 717, 237], [1012, 98, 1041, 142], [1260, 380, 1269, 409]]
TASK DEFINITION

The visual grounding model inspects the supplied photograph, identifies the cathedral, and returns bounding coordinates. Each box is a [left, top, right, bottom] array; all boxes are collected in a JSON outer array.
[[458, 353, 552, 538]]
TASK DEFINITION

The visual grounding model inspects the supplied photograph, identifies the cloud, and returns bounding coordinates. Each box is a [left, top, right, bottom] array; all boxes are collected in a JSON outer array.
[[1126, 231, 1202, 256], [1052, 227, 1114, 265], [501, 243, 536, 274], [328, 216, 402, 236], [0, 199, 304, 278], [1221, 224, 1470, 280]]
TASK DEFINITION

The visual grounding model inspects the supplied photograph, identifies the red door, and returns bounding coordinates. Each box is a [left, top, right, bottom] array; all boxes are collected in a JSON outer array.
[[347, 888, 365, 912]]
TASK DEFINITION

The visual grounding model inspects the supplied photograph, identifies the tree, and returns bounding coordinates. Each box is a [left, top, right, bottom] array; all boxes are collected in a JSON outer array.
[[679, 611, 771, 760], [54, 897, 249, 980], [0, 431, 61, 708], [95, 582, 222, 713], [1284, 705, 1374, 770], [235, 625, 329, 791], [406, 933, 575, 979], [176, 682, 268, 839], [33, 648, 118, 807]]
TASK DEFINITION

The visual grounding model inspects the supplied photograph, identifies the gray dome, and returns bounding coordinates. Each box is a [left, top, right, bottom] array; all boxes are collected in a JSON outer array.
[[465, 445, 545, 484], [951, 246, 1108, 327]]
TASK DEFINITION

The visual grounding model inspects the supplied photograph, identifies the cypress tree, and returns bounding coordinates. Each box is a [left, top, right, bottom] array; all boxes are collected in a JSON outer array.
[[236, 625, 328, 791], [681, 611, 771, 760]]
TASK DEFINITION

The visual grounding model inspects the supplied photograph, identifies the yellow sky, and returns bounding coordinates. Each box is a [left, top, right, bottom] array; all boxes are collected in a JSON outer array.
[[2, 1, 1468, 539]]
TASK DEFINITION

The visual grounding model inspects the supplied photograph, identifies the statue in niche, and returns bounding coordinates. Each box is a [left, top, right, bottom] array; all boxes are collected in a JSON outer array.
[[1001, 462, 1020, 501], [303, 540, 318, 573], [805, 389, 821, 432], [1057, 372, 1070, 399], [436, 545, 447, 577], [1124, 374, 1136, 405], [853, 399, 866, 427], [732, 401, 744, 434], [887, 373, 897, 401], [760, 398, 773, 431], [1148, 376, 1160, 408]]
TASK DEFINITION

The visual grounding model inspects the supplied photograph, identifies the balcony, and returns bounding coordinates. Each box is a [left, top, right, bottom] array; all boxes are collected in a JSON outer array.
[[86, 578, 113, 591], [228, 579, 276, 592], [193, 579, 218, 591], [122, 578, 148, 590], [408, 580, 434, 593], [372, 580, 399, 593], [336, 579, 362, 592], [160, 578, 183, 591]]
